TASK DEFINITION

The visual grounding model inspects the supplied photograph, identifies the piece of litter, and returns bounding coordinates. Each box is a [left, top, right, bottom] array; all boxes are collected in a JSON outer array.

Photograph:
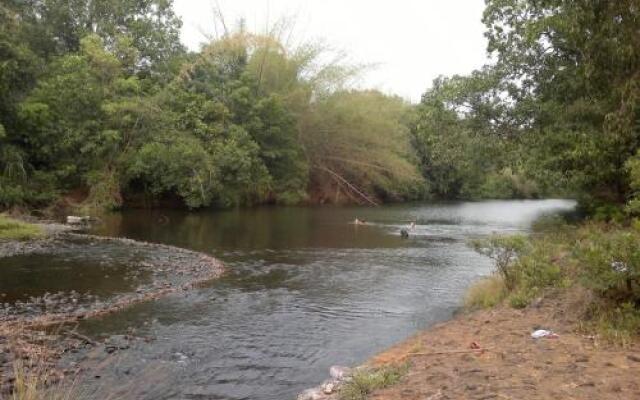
[[329, 365, 351, 381], [531, 329, 559, 339]]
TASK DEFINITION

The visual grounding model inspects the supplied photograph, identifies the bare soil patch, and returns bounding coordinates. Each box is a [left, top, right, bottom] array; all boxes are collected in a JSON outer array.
[[367, 295, 640, 400]]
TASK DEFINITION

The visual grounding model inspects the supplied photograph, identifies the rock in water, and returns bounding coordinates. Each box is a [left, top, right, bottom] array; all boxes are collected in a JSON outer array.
[[67, 216, 90, 225]]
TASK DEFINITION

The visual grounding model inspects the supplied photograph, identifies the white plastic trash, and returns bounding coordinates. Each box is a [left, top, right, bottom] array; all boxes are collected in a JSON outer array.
[[329, 365, 352, 381], [531, 329, 558, 339]]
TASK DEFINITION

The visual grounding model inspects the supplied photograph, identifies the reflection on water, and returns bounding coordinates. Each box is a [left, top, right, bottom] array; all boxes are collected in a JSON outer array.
[[0, 238, 155, 303], [18, 200, 577, 399]]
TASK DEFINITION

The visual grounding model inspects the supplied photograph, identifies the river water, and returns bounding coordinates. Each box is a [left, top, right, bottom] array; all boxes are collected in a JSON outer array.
[[3, 200, 576, 399]]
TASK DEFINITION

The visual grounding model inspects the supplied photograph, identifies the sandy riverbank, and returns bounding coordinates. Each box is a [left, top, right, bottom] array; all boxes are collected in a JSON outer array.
[[362, 292, 640, 399]]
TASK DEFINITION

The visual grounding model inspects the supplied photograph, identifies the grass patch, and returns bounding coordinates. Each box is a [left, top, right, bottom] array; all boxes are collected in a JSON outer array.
[[339, 364, 409, 400], [464, 275, 506, 309], [0, 215, 43, 241]]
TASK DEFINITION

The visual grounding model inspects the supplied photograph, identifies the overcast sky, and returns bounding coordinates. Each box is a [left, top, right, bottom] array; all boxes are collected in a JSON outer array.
[[173, 0, 489, 102]]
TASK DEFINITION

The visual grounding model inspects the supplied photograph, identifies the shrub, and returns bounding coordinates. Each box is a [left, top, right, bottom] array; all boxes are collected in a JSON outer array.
[[576, 228, 640, 303], [472, 233, 568, 308], [592, 204, 625, 223], [508, 289, 533, 309], [472, 235, 529, 290], [517, 238, 565, 288]]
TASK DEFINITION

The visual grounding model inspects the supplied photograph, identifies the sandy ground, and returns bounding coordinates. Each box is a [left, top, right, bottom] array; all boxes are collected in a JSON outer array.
[[367, 294, 640, 400]]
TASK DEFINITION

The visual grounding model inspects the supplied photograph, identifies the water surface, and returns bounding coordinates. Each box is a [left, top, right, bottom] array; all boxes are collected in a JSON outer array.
[[7, 200, 577, 399]]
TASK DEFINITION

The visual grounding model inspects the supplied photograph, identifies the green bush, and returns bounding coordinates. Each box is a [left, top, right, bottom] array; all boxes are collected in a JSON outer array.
[[576, 228, 640, 302], [517, 240, 564, 289], [508, 290, 533, 309], [472, 235, 529, 290], [472, 233, 566, 308], [592, 204, 626, 223]]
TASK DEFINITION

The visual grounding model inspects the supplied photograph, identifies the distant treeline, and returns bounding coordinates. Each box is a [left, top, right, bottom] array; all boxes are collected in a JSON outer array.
[[1, 1, 638, 216]]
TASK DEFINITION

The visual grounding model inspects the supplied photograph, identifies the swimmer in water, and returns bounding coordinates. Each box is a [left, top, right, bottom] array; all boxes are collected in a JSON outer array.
[[353, 218, 366, 225]]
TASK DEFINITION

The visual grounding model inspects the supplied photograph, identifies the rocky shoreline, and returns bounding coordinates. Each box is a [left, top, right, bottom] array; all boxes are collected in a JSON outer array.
[[0, 224, 226, 395]]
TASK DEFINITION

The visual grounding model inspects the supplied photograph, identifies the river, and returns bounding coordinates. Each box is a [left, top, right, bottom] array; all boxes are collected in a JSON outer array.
[[2, 200, 576, 399]]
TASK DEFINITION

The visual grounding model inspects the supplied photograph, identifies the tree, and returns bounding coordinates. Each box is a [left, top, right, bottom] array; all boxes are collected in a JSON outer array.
[[301, 90, 424, 203], [483, 0, 640, 207], [412, 70, 538, 200], [14, 0, 184, 69]]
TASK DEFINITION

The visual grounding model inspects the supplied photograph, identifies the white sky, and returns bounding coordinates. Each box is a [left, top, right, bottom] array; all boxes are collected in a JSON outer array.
[[173, 0, 489, 102]]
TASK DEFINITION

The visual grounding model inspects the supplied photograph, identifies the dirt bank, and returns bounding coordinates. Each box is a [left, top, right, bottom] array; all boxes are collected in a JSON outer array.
[[365, 293, 640, 400]]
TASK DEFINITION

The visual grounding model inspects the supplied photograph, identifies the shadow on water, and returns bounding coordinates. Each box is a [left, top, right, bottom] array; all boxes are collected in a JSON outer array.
[[3, 200, 576, 400]]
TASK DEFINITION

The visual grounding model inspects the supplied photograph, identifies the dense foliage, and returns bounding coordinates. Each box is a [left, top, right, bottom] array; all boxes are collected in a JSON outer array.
[[411, 0, 640, 207], [482, 0, 639, 204], [1, 0, 638, 212], [411, 68, 539, 199], [0, 2, 422, 211]]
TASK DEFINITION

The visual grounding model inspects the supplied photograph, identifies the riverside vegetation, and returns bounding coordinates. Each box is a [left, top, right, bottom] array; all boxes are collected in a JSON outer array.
[[1, 0, 640, 399], [1, 0, 638, 212], [0, 215, 42, 241], [469, 219, 640, 346]]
